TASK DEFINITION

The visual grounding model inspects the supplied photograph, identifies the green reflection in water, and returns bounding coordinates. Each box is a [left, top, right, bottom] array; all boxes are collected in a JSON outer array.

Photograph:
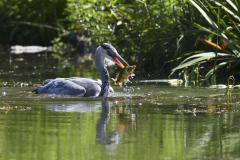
[[0, 98, 239, 160], [1, 51, 240, 160]]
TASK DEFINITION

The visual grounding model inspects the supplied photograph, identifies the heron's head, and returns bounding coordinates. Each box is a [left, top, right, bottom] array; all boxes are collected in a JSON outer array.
[[99, 43, 129, 68]]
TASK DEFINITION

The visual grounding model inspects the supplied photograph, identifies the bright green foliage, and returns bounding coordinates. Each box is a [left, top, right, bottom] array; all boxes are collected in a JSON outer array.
[[64, 0, 197, 70], [1, 0, 224, 73], [0, 0, 206, 72], [172, 0, 240, 82], [1, 0, 200, 72]]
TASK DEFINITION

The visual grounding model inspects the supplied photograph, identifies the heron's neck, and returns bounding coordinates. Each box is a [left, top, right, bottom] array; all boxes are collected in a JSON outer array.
[[95, 54, 110, 97]]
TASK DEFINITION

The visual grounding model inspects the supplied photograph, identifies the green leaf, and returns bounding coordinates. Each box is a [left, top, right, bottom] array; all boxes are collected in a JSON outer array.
[[221, 33, 240, 57], [165, 51, 204, 63], [82, 3, 93, 9], [226, 0, 238, 11], [191, 22, 220, 36], [189, 0, 218, 30], [205, 61, 229, 80], [172, 52, 233, 71], [212, 0, 240, 22]]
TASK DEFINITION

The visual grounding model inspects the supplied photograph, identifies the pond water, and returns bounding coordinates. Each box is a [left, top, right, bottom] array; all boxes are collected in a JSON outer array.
[[1, 51, 240, 160]]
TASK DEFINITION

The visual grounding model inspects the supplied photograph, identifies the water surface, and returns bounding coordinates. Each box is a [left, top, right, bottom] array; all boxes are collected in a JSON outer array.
[[1, 51, 240, 160]]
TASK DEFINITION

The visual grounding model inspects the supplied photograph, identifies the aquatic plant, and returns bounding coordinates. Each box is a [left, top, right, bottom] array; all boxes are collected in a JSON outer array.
[[171, 0, 240, 82], [226, 75, 235, 106], [1, 102, 32, 114]]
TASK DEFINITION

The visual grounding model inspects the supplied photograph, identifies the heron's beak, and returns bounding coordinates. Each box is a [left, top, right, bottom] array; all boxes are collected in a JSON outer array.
[[110, 54, 129, 68]]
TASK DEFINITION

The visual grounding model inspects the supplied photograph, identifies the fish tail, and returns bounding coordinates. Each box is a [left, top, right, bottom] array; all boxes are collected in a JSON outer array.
[[111, 78, 116, 81], [111, 78, 117, 84], [112, 78, 118, 85]]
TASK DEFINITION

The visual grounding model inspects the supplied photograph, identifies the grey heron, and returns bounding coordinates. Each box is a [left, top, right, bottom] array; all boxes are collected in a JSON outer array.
[[33, 43, 129, 97]]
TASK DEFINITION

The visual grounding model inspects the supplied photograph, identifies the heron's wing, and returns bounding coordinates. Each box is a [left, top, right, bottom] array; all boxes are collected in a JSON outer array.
[[66, 78, 102, 97], [42, 79, 54, 85], [66, 77, 113, 95], [34, 78, 86, 96], [94, 79, 102, 86], [34, 77, 109, 96], [90, 79, 114, 93]]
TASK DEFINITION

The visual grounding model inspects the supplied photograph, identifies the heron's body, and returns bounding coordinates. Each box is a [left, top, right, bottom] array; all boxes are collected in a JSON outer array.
[[33, 43, 129, 97], [34, 77, 101, 97]]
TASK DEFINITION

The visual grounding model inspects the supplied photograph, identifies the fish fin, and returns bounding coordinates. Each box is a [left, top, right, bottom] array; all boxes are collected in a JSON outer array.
[[112, 78, 118, 86], [123, 79, 129, 85]]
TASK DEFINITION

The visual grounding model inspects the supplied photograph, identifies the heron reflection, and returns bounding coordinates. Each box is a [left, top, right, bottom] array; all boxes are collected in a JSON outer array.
[[45, 100, 134, 147], [96, 100, 126, 145]]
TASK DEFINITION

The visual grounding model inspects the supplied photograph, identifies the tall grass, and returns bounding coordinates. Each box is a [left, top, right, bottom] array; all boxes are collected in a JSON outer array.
[[171, 0, 240, 83]]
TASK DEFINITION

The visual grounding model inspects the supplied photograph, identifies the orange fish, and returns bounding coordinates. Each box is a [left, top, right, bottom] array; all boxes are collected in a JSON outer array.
[[112, 65, 136, 87]]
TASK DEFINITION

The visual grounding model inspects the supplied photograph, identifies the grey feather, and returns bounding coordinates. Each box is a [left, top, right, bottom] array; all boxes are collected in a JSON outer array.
[[33, 43, 124, 97]]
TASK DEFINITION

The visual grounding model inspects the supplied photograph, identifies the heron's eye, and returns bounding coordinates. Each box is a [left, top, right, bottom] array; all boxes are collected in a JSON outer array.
[[107, 50, 113, 55]]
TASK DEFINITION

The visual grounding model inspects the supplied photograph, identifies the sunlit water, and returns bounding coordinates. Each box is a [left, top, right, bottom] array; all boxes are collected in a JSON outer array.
[[1, 51, 240, 160]]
